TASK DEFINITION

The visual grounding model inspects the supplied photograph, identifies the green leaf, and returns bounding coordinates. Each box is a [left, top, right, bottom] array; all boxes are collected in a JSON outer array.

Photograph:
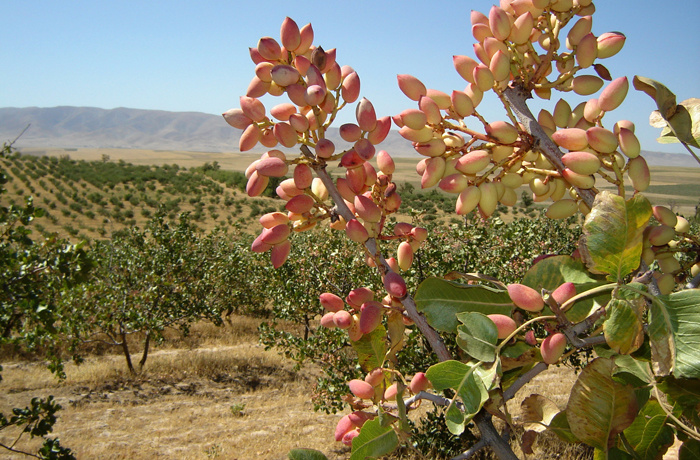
[[657, 376, 700, 428], [288, 448, 329, 460], [604, 298, 644, 355], [633, 76, 678, 120], [623, 399, 676, 460], [566, 358, 639, 451], [415, 277, 512, 333], [425, 360, 491, 431], [579, 192, 652, 282], [680, 438, 700, 460], [549, 411, 579, 443], [351, 325, 387, 373], [520, 394, 560, 433], [648, 290, 700, 379], [522, 255, 607, 322], [455, 312, 498, 362], [594, 447, 635, 460], [350, 418, 399, 460]]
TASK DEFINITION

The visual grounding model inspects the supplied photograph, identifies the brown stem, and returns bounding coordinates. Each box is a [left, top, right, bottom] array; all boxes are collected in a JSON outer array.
[[119, 324, 136, 375], [138, 331, 151, 371], [503, 83, 596, 208]]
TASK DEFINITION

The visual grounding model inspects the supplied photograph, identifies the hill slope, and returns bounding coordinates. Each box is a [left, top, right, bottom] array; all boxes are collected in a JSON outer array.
[[0, 106, 696, 166]]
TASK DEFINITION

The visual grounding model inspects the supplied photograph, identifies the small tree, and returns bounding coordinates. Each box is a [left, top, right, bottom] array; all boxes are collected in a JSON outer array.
[[223, 5, 699, 460]]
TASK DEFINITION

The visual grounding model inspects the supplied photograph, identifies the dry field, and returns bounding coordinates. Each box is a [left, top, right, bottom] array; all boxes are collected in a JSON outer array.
[[3, 314, 675, 460]]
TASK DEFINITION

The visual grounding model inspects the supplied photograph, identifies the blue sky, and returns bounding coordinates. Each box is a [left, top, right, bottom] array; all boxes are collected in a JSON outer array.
[[2, 1, 698, 154]]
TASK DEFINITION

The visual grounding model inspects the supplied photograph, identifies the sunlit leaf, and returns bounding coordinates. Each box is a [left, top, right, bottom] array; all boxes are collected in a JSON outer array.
[[415, 277, 512, 333], [425, 360, 491, 433], [350, 418, 398, 460], [351, 325, 387, 373], [648, 290, 700, 379], [634, 76, 678, 120], [521, 394, 560, 433], [566, 358, 639, 451], [623, 399, 675, 460], [455, 312, 498, 362], [579, 192, 652, 282], [604, 298, 644, 355]]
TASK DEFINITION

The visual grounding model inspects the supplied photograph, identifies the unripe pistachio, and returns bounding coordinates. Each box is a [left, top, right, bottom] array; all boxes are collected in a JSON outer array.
[[478, 182, 499, 217], [627, 156, 650, 192], [411, 226, 428, 242], [384, 272, 407, 298], [473, 64, 495, 92], [333, 310, 353, 329], [583, 98, 602, 122], [456, 186, 481, 215], [348, 379, 375, 400], [598, 76, 628, 112], [356, 98, 377, 132], [541, 333, 567, 364], [586, 126, 618, 153], [567, 16, 592, 48], [507, 283, 544, 312], [499, 186, 518, 206], [675, 216, 690, 234], [251, 232, 272, 253], [320, 311, 337, 328], [280, 17, 301, 51], [426, 88, 451, 110], [597, 32, 626, 59], [546, 199, 579, 219], [335, 415, 354, 442], [257, 36, 281, 61], [510, 12, 534, 44], [456, 150, 491, 175], [653, 272, 675, 296], [355, 138, 376, 161], [295, 23, 314, 54], [359, 301, 384, 334], [409, 372, 431, 393], [572, 75, 604, 96], [439, 173, 470, 194], [658, 257, 681, 275], [286, 194, 315, 214], [551, 0, 573, 12], [613, 119, 635, 135], [575, 33, 598, 68], [691, 262, 700, 278], [444, 132, 466, 149], [339, 123, 363, 143], [368, 116, 391, 145], [399, 109, 428, 130], [246, 75, 270, 98], [451, 91, 475, 118], [421, 157, 446, 189], [270, 65, 301, 87], [397, 241, 414, 271], [525, 330, 537, 346], [320, 293, 345, 313], [415, 138, 447, 158], [483, 37, 509, 61], [270, 240, 291, 268], [246, 170, 268, 197], [270, 103, 296, 121], [397, 74, 427, 101], [472, 23, 493, 43], [648, 225, 676, 247], [552, 282, 577, 305], [384, 383, 398, 401], [399, 126, 433, 143], [489, 5, 512, 41], [489, 50, 511, 82], [354, 195, 381, 223], [486, 121, 518, 144], [562, 151, 601, 175], [418, 96, 442, 125], [341, 71, 361, 103], [365, 368, 384, 387], [538, 109, 557, 132], [617, 127, 640, 158], [553, 99, 572, 129], [562, 169, 596, 189], [324, 62, 342, 90], [346, 218, 369, 243], [223, 108, 253, 130], [552, 128, 589, 151], [345, 166, 367, 193], [260, 224, 291, 246], [471, 9, 489, 26], [341, 429, 360, 447], [488, 314, 517, 339]]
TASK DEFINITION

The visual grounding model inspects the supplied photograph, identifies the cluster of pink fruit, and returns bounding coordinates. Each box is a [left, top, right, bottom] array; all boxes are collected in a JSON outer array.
[[334, 370, 432, 446], [391, 0, 643, 222], [225, 17, 410, 268], [644, 205, 696, 294]]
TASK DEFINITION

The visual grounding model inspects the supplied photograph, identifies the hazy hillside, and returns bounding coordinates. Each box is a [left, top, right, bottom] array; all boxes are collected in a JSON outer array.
[[0, 106, 696, 166]]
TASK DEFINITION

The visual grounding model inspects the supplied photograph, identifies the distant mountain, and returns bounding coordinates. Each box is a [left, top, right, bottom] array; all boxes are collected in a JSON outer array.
[[0, 106, 696, 167]]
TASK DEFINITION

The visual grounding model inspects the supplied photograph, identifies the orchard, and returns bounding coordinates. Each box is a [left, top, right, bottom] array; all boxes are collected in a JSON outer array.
[[223, 1, 700, 459]]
